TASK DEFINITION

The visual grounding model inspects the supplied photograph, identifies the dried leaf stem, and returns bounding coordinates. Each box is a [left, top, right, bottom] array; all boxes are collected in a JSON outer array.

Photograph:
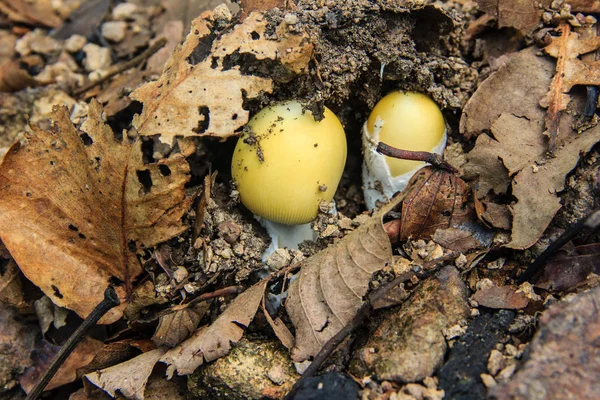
[[25, 286, 120, 400], [73, 38, 167, 96], [377, 142, 457, 173]]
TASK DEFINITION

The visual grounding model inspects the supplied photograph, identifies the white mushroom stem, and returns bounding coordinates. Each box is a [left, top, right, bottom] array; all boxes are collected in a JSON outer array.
[[257, 217, 316, 261], [362, 117, 447, 210]]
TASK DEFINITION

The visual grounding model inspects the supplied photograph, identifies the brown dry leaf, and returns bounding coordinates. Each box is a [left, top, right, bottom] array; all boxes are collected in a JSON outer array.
[[476, 0, 551, 35], [85, 348, 167, 400], [400, 167, 474, 241], [433, 223, 494, 253], [0, 60, 38, 92], [151, 302, 208, 347], [286, 202, 394, 362], [262, 295, 295, 350], [160, 279, 268, 376], [77, 339, 155, 379], [132, 10, 312, 144], [492, 285, 600, 400], [0, 101, 192, 323], [0, 303, 37, 390], [535, 243, 600, 291], [0, 0, 62, 28], [0, 259, 28, 309], [20, 336, 104, 393], [541, 23, 600, 151], [472, 285, 529, 310], [461, 47, 600, 249], [569, 0, 600, 12]]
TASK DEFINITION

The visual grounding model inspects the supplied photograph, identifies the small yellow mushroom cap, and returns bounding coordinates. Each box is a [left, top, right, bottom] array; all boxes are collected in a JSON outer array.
[[232, 101, 347, 225], [366, 91, 446, 176]]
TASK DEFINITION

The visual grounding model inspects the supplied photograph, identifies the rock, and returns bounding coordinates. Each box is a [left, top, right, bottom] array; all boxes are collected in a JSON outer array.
[[112, 3, 138, 20], [437, 310, 515, 400], [101, 21, 127, 43], [15, 30, 62, 56], [189, 339, 299, 399], [64, 34, 86, 53], [288, 372, 359, 400], [491, 286, 600, 400], [266, 248, 292, 270], [83, 44, 112, 72], [351, 266, 470, 382]]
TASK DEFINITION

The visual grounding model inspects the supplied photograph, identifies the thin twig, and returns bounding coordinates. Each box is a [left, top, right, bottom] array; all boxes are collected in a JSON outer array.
[[186, 285, 244, 307], [377, 142, 457, 173], [25, 286, 120, 400], [73, 38, 167, 96], [515, 209, 600, 284]]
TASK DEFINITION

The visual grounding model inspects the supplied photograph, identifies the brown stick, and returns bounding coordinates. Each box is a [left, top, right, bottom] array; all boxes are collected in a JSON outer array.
[[73, 38, 167, 96], [377, 142, 457, 173]]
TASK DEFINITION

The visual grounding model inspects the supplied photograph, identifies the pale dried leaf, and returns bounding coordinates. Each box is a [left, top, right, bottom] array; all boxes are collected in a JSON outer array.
[[0, 101, 192, 323], [132, 11, 312, 144], [160, 279, 268, 376], [21, 337, 104, 393], [286, 204, 394, 362], [85, 348, 167, 400]]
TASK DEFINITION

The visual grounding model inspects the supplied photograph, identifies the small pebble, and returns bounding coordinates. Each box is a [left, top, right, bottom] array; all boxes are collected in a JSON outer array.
[[112, 3, 138, 20], [101, 21, 128, 42], [64, 34, 86, 53], [83, 43, 112, 71], [284, 13, 298, 25]]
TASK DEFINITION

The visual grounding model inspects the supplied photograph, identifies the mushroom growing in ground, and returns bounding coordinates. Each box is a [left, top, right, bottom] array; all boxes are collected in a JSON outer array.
[[362, 91, 447, 209], [232, 100, 347, 257]]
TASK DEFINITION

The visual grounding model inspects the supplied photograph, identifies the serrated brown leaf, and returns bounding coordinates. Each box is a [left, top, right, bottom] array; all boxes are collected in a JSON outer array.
[[286, 204, 394, 362], [0, 101, 192, 323], [85, 348, 167, 400], [400, 167, 474, 241], [160, 279, 268, 376], [131, 11, 312, 144]]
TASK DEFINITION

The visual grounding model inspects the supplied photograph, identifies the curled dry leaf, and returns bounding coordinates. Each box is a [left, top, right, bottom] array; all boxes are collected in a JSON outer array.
[[160, 279, 268, 376], [0, 101, 192, 323], [151, 302, 209, 348], [85, 348, 167, 400], [0, 60, 38, 93], [461, 47, 600, 249], [400, 167, 474, 241], [286, 201, 395, 362], [131, 10, 313, 144]]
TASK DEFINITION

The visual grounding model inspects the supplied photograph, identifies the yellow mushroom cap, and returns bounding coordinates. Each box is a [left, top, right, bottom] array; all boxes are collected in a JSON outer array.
[[365, 91, 446, 176], [231, 101, 347, 225]]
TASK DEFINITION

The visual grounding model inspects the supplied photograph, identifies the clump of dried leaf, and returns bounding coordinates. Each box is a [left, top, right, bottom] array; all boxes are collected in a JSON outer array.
[[131, 10, 312, 144], [0, 101, 192, 323], [461, 47, 600, 249]]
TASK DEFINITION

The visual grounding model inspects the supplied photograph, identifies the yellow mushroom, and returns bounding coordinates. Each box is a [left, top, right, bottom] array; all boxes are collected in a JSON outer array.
[[232, 100, 347, 252], [362, 91, 446, 209]]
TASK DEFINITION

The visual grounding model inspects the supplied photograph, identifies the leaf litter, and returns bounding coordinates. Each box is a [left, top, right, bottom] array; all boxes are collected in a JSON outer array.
[[1, 0, 600, 399]]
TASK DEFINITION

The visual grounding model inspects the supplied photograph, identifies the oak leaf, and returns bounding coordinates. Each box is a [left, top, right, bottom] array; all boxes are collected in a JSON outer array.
[[0, 101, 192, 323], [476, 0, 551, 35], [131, 11, 313, 144], [286, 203, 394, 362]]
